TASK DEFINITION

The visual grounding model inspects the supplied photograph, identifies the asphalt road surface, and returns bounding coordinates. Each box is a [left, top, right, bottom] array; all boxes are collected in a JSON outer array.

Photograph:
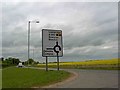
[[26, 67, 119, 88], [54, 69, 119, 88]]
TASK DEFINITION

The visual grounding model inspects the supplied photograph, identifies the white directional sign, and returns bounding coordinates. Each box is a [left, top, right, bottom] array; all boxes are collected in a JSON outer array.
[[42, 29, 63, 57]]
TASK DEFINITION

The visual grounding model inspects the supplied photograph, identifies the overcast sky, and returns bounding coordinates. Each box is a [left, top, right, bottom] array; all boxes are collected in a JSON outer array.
[[1, 1, 118, 62]]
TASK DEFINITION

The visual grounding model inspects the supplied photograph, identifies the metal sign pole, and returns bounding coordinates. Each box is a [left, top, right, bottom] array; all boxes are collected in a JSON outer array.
[[46, 56, 48, 71], [57, 53, 59, 71]]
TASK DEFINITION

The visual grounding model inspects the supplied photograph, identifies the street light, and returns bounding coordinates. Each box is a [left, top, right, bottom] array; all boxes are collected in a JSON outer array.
[[28, 20, 39, 66]]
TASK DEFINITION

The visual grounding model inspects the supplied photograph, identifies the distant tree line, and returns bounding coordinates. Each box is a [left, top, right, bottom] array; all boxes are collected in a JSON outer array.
[[1, 57, 20, 65], [23, 58, 39, 65], [1, 57, 39, 68]]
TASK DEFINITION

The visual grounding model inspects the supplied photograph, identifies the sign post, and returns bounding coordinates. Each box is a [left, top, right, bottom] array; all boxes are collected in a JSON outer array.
[[57, 53, 59, 71], [53, 41, 61, 71], [46, 56, 48, 71], [42, 29, 63, 71]]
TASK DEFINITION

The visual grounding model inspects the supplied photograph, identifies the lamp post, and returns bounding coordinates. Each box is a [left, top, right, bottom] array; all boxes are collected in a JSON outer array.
[[28, 20, 39, 66], [33, 48, 34, 61]]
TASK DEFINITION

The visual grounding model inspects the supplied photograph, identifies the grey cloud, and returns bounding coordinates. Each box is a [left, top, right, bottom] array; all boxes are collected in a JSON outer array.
[[2, 2, 118, 61]]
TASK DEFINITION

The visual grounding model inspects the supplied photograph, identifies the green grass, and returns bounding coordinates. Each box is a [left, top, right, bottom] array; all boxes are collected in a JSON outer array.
[[2, 67, 70, 88], [0, 69, 2, 89], [0, 61, 2, 89]]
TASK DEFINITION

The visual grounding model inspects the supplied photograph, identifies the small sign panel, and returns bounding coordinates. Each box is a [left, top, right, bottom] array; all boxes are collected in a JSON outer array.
[[42, 29, 63, 57]]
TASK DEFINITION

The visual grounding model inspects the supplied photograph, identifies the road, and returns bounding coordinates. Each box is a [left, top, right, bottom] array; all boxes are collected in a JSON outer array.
[[44, 69, 119, 88], [27, 67, 119, 88]]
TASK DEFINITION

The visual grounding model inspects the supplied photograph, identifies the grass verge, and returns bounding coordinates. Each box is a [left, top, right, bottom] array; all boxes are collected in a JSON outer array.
[[2, 67, 70, 88], [0, 69, 2, 89]]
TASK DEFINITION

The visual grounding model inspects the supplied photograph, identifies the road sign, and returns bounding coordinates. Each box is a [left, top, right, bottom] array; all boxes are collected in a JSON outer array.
[[42, 29, 63, 57]]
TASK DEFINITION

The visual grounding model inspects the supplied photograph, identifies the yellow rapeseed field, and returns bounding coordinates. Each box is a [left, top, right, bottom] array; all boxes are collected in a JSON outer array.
[[38, 58, 119, 66]]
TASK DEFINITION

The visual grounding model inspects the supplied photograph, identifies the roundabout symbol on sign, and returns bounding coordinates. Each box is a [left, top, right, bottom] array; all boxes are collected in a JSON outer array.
[[53, 42, 61, 54]]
